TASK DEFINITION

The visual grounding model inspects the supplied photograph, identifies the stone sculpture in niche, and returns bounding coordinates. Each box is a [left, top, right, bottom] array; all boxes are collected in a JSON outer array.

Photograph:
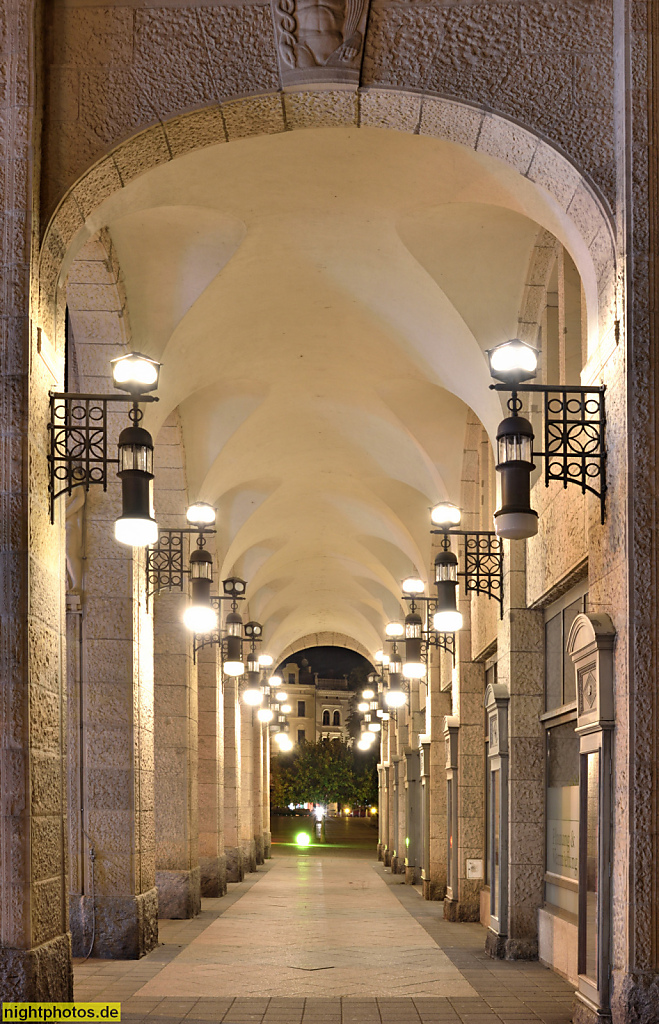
[[272, 0, 371, 85]]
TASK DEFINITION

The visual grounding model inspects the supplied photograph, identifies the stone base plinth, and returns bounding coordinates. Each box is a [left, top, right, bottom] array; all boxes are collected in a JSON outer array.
[[444, 896, 480, 922], [226, 846, 244, 882], [384, 849, 392, 867], [0, 933, 73, 1000], [573, 993, 611, 1024], [485, 928, 507, 959], [255, 834, 265, 865], [404, 866, 417, 884], [200, 856, 228, 897], [377, 843, 384, 861], [391, 856, 404, 874], [264, 832, 272, 859], [242, 839, 257, 873], [611, 970, 659, 1024], [70, 889, 158, 959], [422, 879, 445, 901], [485, 926, 538, 962], [156, 867, 201, 919]]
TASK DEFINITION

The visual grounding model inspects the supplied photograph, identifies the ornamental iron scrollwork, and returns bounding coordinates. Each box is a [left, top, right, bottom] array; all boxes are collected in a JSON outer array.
[[147, 531, 186, 599], [48, 393, 115, 522], [462, 532, 504, 614], [193, 596, 224, 662], [540, 388, 606, 516], [48, 391, 158, 523]]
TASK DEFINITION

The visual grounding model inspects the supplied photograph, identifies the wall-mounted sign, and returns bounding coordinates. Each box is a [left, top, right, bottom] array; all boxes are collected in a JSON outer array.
[[466, 858, 483, 880]]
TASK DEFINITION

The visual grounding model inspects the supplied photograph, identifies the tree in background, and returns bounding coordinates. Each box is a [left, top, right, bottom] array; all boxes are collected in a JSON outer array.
[[271, 738, 378, 809]]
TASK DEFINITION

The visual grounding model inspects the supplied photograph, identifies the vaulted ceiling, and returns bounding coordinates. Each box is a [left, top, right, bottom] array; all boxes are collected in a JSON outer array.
[[75, 126, 561, 657]]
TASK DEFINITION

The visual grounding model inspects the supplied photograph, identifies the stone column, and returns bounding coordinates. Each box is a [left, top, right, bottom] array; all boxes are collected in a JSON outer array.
[[68, 490, 158, 959], [444, 561, 485, 923], [486, 542, 543, 959], [253, 717, 265, 865], [223, 675, 244, 881], [425, 654, 452, 900], [0, 0, 73, 994], [197, 645, 226, 897], [240, 703, 257, 872], [262, 727, 271, 858], [377, 766, 386, 860], [153, 593, 200, 918]]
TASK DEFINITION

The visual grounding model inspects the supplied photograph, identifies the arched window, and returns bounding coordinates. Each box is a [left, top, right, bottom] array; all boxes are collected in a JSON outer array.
[[322, 710, 330, 725], [333, 710, 341, 726]]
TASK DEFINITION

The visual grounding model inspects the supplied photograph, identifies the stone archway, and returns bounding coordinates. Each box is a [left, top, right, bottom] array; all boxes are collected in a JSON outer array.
[[39, 88, 616, 375]]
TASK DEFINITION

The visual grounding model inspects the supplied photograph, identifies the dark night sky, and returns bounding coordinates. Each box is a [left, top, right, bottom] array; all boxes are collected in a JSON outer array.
[[277, 646, 374, 686]]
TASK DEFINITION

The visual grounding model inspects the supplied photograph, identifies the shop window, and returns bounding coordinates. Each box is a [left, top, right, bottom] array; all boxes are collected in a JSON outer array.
[[543, 581, 587, 916], [298, 700, 306, 717], [545, 585, 588, 711], [322, 710, 330, 725], [484, 661, 497, 887], [333, 710, 340, 726]]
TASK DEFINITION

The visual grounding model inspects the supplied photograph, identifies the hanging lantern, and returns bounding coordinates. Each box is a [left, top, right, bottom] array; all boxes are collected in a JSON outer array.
[[224, 610, 245, 676], [114, 424, 158, 547], [183, 547, 218, 633], [433, 549, 463, 633], [403, 611, 425, 679], [494, 414, 538, 540]]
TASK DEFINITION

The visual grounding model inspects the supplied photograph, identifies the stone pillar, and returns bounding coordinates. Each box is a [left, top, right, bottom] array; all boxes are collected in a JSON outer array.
[[197, 645, 227, 897], [223, 675, 244, 881], [68, 491, 158, 958], [262, 727, 271, 859], [153, 594, 200, 918], [444, 553, 485, 923], [0, 346, 74, 994], [377, 765, 386, 860], [0, 2, 74, 993], [384, 765, 394, 866], [253, 717, 265, 865], [240, 703, 257, 872], [425, 654, 452, 900], [486, 542, 543, 959]]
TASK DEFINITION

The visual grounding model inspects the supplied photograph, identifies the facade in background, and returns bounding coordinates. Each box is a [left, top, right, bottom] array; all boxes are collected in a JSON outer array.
[[1, 4, 658, 1024], [279, 662, 352, 744]]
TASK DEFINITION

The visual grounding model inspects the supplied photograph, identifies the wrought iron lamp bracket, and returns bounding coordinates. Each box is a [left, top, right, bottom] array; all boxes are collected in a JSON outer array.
[[491, 382, 607, 522], [192, 594, 246, 662], [430, 529, 504, 616], [421, 631, 456, 664], [146, 527, 216, 601], [47, 391, 158, 523]]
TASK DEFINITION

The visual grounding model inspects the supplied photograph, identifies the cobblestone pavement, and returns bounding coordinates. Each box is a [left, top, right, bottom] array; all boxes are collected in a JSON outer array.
[[74, 833, 575, 1023]]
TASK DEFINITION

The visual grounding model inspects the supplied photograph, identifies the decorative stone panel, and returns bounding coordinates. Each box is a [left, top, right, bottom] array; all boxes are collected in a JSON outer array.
[[270, 0, 372, 87]]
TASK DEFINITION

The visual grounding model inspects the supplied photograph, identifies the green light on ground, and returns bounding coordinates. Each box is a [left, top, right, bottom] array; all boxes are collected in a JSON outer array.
[[296, 832, 311, 847]]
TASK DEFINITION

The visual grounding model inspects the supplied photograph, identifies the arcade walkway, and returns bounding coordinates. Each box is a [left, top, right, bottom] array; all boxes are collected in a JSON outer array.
[[73, 820, 574, 1024]]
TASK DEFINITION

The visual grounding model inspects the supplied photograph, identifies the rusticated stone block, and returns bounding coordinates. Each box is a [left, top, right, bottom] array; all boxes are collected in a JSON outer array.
[[477, 115, 538, 176], [222, 93, 285, 140], [284, 90, 358, 130], [225, 845, 244, 882], [156, 866, 201, 919], [133, 10, 216, 120], [70, 888, 158, 959], [199, 6, 279, 99], [0, 933, 73, 1001], [359, 88, 421, 133], [113, 125, 171, 185], [164, 107, 227, 157], [419, 96, 483, 149]]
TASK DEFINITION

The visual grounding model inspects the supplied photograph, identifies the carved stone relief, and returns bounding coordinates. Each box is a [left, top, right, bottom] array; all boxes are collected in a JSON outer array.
[[271, 0, 372, 85]]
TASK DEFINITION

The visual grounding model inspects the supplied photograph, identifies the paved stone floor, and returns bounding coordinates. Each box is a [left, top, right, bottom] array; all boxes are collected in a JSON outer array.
[[74, 820, 575, 1023]]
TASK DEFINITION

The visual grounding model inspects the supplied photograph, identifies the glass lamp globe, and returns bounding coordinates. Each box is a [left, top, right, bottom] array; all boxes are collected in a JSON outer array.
[[224, 660, 245, 677], [368, 721, 381, 732], [111, 352, 161, 394], [403, 662, 426, 680], [281, 704, 292, 714], [242, 687, 263, 706], [401, 576, 425, 595], [487, 339, 538, 385], [275, 690, 287, 701], [384, 689, 407, 708], [430, 502, 461, 528], [357, 702, 369, 713], [434, 609, 464, 633], [385, 621, 404, 638], [186, 502, 216, 526], [269, 675, 283, 688], [183, 604, 218, 634], [257, 707, 274, 723], [362, 689, 375, 700], [259, 654, 274, 667]]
